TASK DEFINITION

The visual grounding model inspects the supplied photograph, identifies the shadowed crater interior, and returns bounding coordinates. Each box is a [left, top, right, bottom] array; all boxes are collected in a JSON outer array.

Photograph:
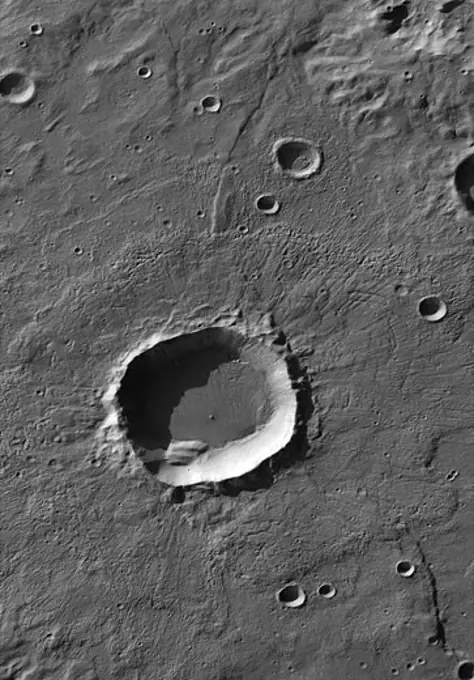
[[0, 70, 36, 104], [0, 72, 24, 95], [457, 661, 474, 680], [380, 1, 410, 34], [118, 329, 270, 451], [115, 326, 298, 486], [272, 137, 323, 179], [454, 154, 474, 213]]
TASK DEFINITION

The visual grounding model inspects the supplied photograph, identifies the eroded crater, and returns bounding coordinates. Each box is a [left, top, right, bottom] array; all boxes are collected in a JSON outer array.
[[380, 2, 410, 34], [98, 321, 301, 487]]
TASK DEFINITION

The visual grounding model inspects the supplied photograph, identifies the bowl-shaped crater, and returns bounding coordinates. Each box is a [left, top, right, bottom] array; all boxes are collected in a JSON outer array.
[[115, 326, 297, 486], [272, 137, 323, 179], [0, 69, 36, 105]]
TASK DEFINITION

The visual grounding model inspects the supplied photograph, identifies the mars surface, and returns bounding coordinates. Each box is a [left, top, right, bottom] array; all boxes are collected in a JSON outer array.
[[1, 0, 474, 677]]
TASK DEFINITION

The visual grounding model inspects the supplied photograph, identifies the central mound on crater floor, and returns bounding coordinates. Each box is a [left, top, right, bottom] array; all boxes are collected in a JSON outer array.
[[115, 326, 297, 486]]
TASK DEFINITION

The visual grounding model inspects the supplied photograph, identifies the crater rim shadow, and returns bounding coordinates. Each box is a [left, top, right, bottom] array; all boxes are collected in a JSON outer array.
[[380, 1, 410, 34], [454, 154, 474, 214]]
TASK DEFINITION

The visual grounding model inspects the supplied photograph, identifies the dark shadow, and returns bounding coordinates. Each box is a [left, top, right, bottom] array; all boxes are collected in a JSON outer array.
[[380, 2, 410, 34], [169, 487, 185, 504], [439, 0, 463, 12], [268, 349, 315, 475], [291, 16, 323, 56], [418, 296, 442, 318], [454, 154, 474, 213], [116, 328, 239, 451], [0, 72, 25, 96], [457, 661, 474, 680]]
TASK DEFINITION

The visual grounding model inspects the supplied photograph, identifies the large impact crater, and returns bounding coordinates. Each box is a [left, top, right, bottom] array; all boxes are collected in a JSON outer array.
[[99, 322, 298, 487]]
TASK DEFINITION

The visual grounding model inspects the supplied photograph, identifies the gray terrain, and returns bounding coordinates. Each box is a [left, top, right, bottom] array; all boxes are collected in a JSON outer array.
[[1, 0, 474, 677]]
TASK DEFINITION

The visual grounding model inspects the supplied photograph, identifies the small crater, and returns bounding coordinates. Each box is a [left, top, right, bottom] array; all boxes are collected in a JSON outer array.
[[417, 296, 447, 322], [30, 22, 43, 35], [137, 65, 152, 79], [396, 560, 416, 577], [276, 583, 306, 608], [454, 154, 474, 213], [380, 2, 410, 34], [457, 661, 474, 680], [272, 137, 323, 179], [317, 583, 337, 599], [446, 469, 459, 481], [0, 70, 36, 105], [201, 95, 222, 113], [418, 94, 429, 109], [394, 283, 409, 297], [255, 194, 280, 215], [417, 658, 426, 666]]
